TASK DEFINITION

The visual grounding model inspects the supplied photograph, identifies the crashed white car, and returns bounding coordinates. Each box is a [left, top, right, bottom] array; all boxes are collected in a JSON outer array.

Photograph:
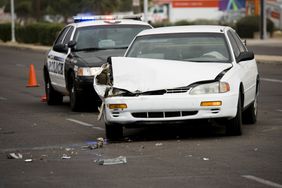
[[94, 25, 259, 139]]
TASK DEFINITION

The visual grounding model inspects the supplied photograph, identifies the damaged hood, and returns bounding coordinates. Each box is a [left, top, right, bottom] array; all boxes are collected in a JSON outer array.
[[111, 57, 232, 93]]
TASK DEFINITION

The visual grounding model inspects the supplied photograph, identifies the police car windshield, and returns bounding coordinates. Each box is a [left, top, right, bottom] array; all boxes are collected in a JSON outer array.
[[74, 25, 151, 51]]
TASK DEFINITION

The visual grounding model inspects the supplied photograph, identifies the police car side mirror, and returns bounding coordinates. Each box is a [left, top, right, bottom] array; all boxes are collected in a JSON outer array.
[[68, 40, 77, 50], [53, 43, 68, 53], [237, 51, 254, 62]]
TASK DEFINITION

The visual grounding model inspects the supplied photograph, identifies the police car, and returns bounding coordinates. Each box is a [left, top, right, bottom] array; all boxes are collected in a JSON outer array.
[[43, 15, 152, 111]]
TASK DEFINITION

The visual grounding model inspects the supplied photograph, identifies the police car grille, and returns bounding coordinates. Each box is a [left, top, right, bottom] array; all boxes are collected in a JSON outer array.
[[132, 111, 198, 118]]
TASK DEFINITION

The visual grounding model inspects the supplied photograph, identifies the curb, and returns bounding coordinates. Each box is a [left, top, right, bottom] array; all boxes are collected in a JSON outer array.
[[1, 42, 282, 64], [255, 55, 282, 64], [0, 42, 50, 52]]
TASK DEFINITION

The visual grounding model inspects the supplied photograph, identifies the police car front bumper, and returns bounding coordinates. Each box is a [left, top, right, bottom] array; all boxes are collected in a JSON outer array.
[[75, 76, 95, 94]]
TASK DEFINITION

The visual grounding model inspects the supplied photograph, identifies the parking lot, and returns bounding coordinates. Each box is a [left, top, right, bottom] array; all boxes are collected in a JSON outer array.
[[0, 46, 282, 187]]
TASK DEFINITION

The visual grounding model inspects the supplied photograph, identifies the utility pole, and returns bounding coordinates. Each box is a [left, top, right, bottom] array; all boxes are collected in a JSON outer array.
[[144, 0, 148, 22], [11, 0, 16, 42], [260, 0, 267, 39]]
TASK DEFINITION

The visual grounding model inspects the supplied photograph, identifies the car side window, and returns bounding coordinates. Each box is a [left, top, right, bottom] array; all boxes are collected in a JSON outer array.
[[63, 26, 74, 44], [54, 26, 70, 45], [227, 31, 240, 58], [231, 31, 247, 53]]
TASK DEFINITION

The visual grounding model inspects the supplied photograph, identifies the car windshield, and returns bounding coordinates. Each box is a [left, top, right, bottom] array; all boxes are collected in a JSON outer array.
[[126, 33, 232, 63], [74, 25, 151, 51]]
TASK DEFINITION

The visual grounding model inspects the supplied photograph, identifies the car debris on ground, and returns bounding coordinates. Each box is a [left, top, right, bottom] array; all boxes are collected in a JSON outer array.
[[7, 153, 23, 159], [83, 137, 105, 150], [61, 154, 71, 159], [96, 156, 127, 165], [24, 159, 33, 162]]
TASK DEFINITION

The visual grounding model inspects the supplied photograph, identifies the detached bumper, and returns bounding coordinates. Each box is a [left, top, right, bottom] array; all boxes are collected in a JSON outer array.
[[104, 92, 238, 124]]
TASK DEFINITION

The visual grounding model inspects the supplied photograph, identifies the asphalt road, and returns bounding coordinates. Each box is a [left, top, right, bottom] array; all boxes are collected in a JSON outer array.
[[0, 46, 282, 188]]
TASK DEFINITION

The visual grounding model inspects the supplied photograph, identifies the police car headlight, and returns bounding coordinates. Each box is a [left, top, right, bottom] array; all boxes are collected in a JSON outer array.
[[190, 82, 230, 95], [77, 67, 103, 76]]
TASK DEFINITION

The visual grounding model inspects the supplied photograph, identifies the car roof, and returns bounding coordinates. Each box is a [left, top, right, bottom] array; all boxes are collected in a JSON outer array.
[[136, 25, 232, 36], [68, 19, 152, 28]]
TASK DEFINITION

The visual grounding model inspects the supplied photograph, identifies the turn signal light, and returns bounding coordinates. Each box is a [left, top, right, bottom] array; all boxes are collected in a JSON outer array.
[[108, 104, 127, 109], [201, 101, 222, 106]]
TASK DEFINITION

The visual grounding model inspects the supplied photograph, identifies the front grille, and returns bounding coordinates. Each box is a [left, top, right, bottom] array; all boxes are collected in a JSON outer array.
[[112, 111, 120, 117], [166, 86, 190, 94], [135, 86, 190, 96], [131, 111, 198, 118]]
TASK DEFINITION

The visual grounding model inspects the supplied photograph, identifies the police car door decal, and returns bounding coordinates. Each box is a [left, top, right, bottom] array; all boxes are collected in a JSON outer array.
[[47, 51, 67, 90]]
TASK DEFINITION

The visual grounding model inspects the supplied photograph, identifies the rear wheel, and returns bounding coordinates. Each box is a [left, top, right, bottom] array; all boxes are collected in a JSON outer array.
[[45, 75, 63, 105], [105, 123, 123, 141], [226, 94, 242, 136]]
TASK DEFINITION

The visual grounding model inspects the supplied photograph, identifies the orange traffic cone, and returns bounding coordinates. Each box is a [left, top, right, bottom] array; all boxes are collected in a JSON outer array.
[[26, 64, 39, 87]]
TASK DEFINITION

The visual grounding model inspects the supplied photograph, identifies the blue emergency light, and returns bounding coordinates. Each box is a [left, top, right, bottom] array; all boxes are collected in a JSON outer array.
[[73, 15, 142, 23]]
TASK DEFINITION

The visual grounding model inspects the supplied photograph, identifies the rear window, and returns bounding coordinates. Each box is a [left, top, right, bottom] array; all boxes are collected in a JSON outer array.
[[126, 33, 232, 63], [73, 25, 151, 50]]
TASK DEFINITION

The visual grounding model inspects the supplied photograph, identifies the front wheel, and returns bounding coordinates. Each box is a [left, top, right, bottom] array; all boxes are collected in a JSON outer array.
[[242, 95, 258, 124], [69, 73, 82, 111], [105, 123, 123, 141], [226, 94, 242, 136]]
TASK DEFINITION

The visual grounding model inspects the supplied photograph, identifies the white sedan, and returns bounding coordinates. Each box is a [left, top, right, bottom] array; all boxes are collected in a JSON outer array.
[[94, 25, 259, 140]]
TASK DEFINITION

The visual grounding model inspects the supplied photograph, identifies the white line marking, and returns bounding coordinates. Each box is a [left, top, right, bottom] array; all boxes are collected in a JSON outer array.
[[0, 97, 7, 100], [261, 78, 282, 84], [242, 175, 282, 188], [277, 109, 282, 112], [66, 118, 104, 131]]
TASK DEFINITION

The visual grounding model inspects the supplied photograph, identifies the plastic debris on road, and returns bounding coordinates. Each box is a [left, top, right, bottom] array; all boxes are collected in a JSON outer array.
[[96, 156, 127, 165], [155, 143, 163, 147], [7, 153, 23, 159], [84, 137, 105, 150], [203, 157, 210, 161], [61, 154, 71, 159], [24, 159, 33, 162]]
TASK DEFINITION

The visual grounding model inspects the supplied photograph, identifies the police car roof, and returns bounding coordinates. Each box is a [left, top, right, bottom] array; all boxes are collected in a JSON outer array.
[[136, 25, 231, 36], [69, 19, 151, 28]]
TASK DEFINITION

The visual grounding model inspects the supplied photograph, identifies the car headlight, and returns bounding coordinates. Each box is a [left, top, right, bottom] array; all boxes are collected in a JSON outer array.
[[77, 67, 103, 76], [190, 82, 230, 95]]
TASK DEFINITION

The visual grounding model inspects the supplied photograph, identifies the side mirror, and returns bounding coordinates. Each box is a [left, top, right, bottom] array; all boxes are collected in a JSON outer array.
[[237, 51, 254, 62], [53, 43, 67, 53], [68, 40, 77, 49], [243, 39, 247, 46]]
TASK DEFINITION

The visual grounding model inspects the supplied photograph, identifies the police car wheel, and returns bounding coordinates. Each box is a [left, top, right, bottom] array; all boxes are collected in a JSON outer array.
[[45, 77, 63, 105], [69, 74, 82, 111]]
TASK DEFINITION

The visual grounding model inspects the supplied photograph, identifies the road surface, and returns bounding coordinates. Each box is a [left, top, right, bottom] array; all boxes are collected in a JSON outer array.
[[0, 47, 282, 188]]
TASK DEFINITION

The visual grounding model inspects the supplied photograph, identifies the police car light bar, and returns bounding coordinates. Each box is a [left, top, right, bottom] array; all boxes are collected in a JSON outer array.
[[73, 15, 142, 23]]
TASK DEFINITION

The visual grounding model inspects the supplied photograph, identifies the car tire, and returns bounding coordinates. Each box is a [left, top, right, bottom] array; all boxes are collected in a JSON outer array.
[[226, 94, 242, 136], [45, 76, 63, 105], [242, 95, 257, 124], [105, 123, 123, 141], [69, 73, 82, 111]]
